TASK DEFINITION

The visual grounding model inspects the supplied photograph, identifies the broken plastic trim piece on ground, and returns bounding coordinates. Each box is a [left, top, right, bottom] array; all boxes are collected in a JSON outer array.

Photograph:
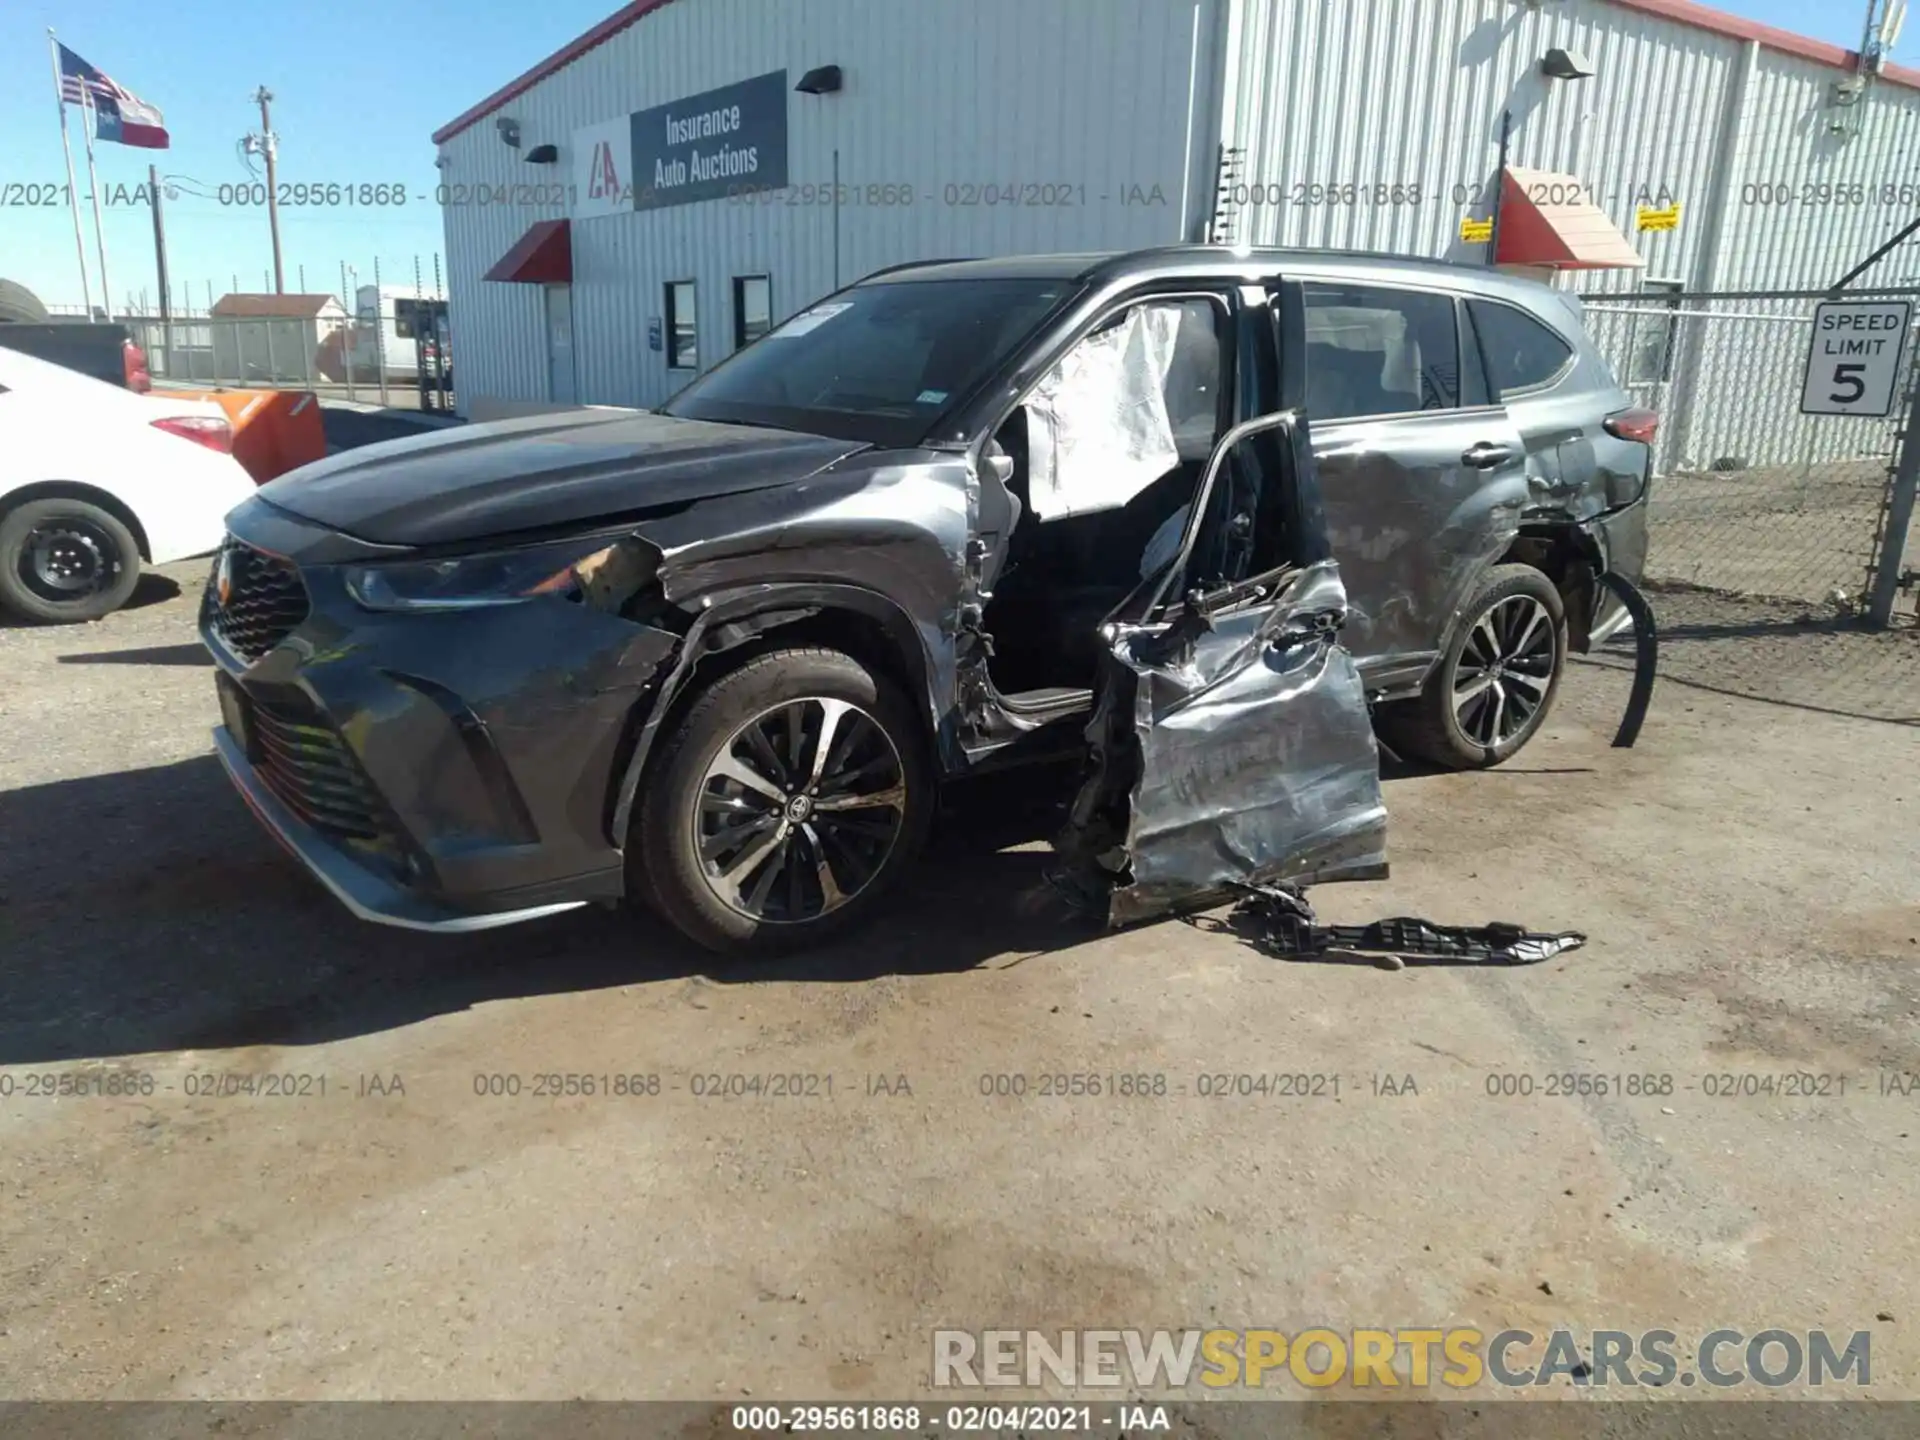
[[1599, 569, 1657, 749], [1231, 881, 1587, 966]]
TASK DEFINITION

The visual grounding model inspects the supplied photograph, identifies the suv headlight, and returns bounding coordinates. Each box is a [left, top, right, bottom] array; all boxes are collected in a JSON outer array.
[[344, 535, 654, 612]]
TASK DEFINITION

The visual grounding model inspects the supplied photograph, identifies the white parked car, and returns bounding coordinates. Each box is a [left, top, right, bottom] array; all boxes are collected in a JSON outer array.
[[0, 346, 256, 623]]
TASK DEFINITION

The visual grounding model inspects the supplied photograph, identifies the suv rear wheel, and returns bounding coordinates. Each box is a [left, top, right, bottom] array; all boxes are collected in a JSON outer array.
[[1381, 563, 1566, 769], [633, 646, 934, 956]]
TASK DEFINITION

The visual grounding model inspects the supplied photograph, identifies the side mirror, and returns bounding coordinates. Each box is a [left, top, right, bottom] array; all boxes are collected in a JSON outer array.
[[986, 450, 1015, 486]]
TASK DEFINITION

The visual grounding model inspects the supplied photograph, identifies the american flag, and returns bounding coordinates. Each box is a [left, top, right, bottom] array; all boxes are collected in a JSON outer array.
[[57, 43, 169, 149]]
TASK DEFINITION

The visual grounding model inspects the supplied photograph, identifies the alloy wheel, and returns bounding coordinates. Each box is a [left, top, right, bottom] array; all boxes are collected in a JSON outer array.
[[1451, 595, 1557, 749], [693, 697, 908, 924], [22, 519, 120, 602]]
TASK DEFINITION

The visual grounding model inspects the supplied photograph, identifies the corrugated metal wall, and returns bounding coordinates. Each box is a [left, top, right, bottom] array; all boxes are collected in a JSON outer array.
[[441, 0, 1223, 413], [1715, 47, 1920, 289], [1635, 46, 1920, 468], [1213, 0, 1737, 282], [1214, 0, 1920, 293], [444, 0, 1920, 420], [1214, 0, 1920, 473], [439, 121, 557, 411]]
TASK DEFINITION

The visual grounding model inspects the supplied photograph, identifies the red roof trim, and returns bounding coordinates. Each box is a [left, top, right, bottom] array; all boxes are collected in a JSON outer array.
[[1607, 0, 1920, 90], [483, 219, 574, 284], [433, 0, 1918, 148], [433, 0, 680, 145]]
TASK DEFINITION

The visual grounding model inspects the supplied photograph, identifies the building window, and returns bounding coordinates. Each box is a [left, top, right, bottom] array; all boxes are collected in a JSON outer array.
[[733, 275, 772, 350], [1302, 283, 1460, 420], [1625, 280, 1684, 387], [665, 280, 697, 369]]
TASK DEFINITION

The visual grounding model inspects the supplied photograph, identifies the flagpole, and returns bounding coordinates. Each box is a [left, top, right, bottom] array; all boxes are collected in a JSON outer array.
[[47, 29, 94, 318], [78, 81, 116, 322]]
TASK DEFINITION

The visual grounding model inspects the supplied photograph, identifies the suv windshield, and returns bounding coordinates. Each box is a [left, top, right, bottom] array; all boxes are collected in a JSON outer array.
[[661, 277, 1074, 447]]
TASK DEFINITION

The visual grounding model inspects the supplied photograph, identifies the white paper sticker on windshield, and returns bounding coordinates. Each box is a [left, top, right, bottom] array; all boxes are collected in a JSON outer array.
[[915, 389, 948, 404], [772, 302, 853, 338]]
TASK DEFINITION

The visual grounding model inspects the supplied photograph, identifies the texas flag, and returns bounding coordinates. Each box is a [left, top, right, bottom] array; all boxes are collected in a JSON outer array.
[[58, 43, 170, 149]]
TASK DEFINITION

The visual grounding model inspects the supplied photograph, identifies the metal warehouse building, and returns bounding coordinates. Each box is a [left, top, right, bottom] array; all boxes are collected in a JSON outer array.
[[434, 0, 1920, 436]]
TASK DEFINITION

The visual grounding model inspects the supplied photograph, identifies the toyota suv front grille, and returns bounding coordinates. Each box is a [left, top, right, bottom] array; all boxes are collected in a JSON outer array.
[[206, 542, 310, 663]]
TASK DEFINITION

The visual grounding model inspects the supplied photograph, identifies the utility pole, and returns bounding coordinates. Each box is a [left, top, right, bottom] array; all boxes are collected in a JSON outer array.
[[1869, 374, 1920, 625], [1485, 109, 1513, 268], [1858, 0, 1909, 73], [148, 163, 172, 372], [248, 87, 284, 293]]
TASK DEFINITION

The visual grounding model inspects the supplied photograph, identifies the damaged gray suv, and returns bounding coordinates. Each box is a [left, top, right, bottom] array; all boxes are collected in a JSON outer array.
[[201, 246, 1652, 954]]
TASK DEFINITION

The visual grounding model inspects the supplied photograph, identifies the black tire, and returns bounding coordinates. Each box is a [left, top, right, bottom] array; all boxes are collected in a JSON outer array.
[[1379, 563, 1567, 770], [0, 278, 51, 324], [633, 646, 935, 956], [0, 497, 143, 624]]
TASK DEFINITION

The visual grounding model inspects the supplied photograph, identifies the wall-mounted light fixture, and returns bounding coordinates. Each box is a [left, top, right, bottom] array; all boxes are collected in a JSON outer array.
[[525, 143, 558, 164], [497, 116, 522, 148], [795, 65, 843, 95], [1540, 48, 1595, 80]]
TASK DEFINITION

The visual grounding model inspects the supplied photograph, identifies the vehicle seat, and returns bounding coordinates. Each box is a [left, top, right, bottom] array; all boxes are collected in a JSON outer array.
[[1308, 341, 1417, 421]]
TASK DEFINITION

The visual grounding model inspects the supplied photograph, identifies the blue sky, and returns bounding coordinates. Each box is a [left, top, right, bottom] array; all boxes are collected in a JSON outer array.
[[0, 0, 1882, 311]]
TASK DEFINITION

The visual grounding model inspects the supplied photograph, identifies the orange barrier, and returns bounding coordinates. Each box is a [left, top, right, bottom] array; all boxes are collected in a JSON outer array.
[[161, 388, 327, 485]]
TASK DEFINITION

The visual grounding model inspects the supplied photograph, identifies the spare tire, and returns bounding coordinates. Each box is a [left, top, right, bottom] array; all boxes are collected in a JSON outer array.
[[0, 279, 51, 324]]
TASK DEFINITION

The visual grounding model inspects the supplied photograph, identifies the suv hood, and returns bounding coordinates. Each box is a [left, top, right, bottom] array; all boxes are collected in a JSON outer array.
[[258, 408, 869, 547]]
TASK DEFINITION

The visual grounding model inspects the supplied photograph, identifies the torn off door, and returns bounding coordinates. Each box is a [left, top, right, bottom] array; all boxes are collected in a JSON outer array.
[[1078, 560, 1390, 926]]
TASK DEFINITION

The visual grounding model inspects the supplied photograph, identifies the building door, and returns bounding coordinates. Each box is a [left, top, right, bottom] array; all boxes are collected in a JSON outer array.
[[545, 284, 576, 405]]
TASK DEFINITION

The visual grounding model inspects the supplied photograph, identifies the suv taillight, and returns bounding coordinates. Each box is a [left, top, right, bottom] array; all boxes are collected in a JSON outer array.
[[152, 415, 234, 453], [1604, 407, 1659, 443]]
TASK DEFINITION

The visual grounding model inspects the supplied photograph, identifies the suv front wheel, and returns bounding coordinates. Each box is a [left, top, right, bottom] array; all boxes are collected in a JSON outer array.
[[1381, 563, 1567, 770], [633, 646, 935, 956]]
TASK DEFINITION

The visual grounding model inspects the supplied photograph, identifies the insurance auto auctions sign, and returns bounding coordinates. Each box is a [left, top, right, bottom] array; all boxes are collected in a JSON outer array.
[[1800, 300, 1912, 417], [573, 71, 789, 218], [573, 113, 635, 219]]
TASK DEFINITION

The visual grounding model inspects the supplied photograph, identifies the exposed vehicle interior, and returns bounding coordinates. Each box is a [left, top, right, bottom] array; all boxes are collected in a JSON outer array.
[[980, 296, 1232, 699], [661, 276, 1071, 447], [1300, 285, 1462, 420]]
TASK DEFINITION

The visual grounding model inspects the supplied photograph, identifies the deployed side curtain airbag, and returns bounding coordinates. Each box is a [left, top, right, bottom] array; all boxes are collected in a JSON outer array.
[[1024, 304, 1183, 521]]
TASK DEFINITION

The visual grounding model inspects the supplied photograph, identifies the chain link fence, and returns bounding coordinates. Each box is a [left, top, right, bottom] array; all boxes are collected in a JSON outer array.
[[116, 305, 453, 413], [1581, 291, 1915, 618], [1578, 289, 1916, 726]]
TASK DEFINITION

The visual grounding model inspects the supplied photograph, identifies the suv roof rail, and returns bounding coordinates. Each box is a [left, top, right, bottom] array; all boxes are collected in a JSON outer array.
[[853, 257, 981, 283], [1121, 241, 1475, 269]]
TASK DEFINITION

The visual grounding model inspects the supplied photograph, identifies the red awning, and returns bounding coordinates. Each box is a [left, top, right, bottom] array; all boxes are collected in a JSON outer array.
[[483, 219, 572, 283], [1494, 167, 1645, 271]]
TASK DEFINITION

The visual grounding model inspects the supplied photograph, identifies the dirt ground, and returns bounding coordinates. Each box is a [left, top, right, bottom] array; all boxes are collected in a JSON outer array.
[[1646, 459, 1918, 615], [1, 560, 1916, 1406]]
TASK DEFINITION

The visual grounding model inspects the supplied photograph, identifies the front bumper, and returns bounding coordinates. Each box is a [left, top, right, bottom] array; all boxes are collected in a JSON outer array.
[[200, 505, 681, 931], [212, 726, 589, 932]]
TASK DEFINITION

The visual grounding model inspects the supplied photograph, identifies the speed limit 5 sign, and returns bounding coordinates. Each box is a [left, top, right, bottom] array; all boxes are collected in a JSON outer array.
[[1801, 300, 1912, 417]]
